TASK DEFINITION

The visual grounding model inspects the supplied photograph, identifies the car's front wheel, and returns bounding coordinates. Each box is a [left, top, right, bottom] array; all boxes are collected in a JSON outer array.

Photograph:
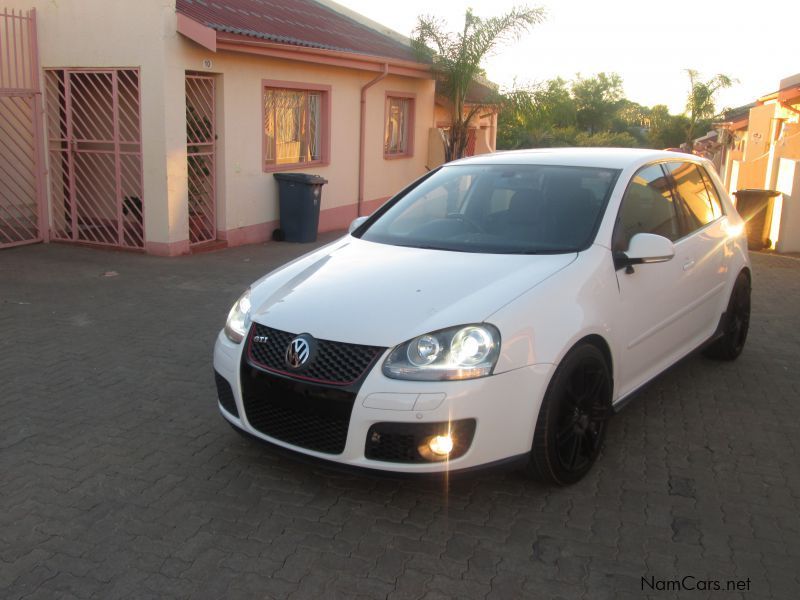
[[527, 343, 612, 485]]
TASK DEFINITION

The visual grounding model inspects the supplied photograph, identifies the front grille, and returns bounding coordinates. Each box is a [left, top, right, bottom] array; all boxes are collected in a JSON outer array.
[[365, 420, 476, 463], [215, 371, 238, 417], [246, 323, 385, 385], [241, 366, 355, 454]]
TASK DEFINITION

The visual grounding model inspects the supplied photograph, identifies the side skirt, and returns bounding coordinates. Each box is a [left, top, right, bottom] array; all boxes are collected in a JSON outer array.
[[612, 310, 727, 414]]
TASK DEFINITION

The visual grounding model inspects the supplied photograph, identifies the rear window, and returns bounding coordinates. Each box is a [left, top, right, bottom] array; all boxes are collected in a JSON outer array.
[[665, 162, 723, 233]]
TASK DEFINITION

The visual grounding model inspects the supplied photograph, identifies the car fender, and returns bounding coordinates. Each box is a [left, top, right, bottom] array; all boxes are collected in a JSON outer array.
[[488, 244, 618, 380]]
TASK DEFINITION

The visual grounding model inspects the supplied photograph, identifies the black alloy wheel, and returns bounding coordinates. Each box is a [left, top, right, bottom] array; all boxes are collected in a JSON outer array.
[[704, 271, 751, 361], [528, 344, 612, 485]]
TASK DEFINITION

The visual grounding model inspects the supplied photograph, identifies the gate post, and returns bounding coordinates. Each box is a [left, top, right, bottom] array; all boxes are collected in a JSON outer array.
[[29, 8, 48, 242]]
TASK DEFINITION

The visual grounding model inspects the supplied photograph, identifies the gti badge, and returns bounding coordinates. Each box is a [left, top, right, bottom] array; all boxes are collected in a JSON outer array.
[[286, 336, 311, 369], [253, 335, 269, 343]]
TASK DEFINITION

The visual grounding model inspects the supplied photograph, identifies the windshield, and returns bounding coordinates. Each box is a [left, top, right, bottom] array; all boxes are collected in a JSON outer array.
[[358, 164, 620, 254]]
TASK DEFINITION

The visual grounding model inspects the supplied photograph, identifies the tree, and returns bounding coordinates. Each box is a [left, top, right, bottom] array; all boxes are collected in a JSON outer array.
[[646, 104, 690, 149], [684, 69, 736, 143], [571, 72, 625, 134], [413, 6, 545, 161], [497, 73, 644, 150], [496, 86, 537, 149], [530, 77, 576, 129], [496, 78, 575, 149]]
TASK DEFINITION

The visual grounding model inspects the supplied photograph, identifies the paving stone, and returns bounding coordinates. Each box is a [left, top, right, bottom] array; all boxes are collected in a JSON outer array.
[[1, 242, 798, 598]]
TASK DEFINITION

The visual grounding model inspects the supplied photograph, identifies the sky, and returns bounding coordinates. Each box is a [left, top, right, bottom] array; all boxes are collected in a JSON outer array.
[[337, 0, 799, 116]]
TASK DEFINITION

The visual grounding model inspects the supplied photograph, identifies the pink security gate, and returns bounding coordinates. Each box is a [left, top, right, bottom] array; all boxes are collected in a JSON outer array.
[[185, 74, 216, 245], [45, 68, 144, 248], [0, 8, 46, 249]]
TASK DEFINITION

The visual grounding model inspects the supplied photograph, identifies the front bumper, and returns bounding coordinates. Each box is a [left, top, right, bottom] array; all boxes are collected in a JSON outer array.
[[213, 330, 553, 473]]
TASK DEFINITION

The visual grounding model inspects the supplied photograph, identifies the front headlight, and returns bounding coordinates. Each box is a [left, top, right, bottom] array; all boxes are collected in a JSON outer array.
[[224, 288, 251, 343], [383, 324, 501, 381]]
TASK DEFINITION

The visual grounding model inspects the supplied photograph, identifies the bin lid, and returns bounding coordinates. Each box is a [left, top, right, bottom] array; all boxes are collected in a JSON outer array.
[[273, 172, 328, 185], [732, 188, 781, 198]]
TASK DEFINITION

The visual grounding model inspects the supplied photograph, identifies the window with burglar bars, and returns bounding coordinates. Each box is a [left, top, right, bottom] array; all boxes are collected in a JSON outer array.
[[263, 84, 328, 169], [384, 95, 414, 157]]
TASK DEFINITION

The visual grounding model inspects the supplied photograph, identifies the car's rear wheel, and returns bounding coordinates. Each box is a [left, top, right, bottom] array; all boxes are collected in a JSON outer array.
[[527, 344, 612, 485], [703, 271, 751, 361]]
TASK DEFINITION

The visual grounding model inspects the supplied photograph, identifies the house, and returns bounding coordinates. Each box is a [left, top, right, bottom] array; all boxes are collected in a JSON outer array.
[[428, 77, 499, 166], [0, 0, 498, 255], [714, 73, 800, 253]]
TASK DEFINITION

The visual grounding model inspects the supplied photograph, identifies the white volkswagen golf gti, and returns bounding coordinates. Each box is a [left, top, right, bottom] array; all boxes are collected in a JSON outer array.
[[213, 148, 750, 484]]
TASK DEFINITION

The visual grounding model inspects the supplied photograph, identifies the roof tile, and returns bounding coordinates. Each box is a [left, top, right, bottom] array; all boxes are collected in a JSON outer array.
[[176, 0, 419, 63]]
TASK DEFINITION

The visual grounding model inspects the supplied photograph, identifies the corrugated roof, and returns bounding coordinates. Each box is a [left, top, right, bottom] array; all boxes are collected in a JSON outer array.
[[176, 0, 419, 63]]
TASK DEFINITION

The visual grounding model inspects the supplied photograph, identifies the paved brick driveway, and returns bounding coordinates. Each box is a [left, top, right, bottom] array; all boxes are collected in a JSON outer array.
[[1, 238, 799, 600]]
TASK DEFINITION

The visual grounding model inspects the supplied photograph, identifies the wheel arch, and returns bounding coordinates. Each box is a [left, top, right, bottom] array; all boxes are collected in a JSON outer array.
[[547, 332, 615, 398], [578, 334, 614, 376], [740, 266, 752, 284]]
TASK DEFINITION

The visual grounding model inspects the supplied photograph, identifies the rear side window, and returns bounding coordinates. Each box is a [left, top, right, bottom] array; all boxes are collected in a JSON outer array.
[[613, 164, 681, 250], [699, 168, 725, 220], [665, 161, 722, 233]]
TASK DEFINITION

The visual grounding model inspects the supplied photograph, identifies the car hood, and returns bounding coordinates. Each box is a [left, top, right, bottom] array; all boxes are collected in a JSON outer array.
[[249, 237, 577, 346]]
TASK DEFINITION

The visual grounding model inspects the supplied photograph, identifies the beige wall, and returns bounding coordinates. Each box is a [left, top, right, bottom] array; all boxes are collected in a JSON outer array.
[[742, 104, 775, 163], [775, 159, 800, 253], [11, 0, 437, 250], [719, 95, 800, 251], [9, 0, 176, 245], [164, 19, 437, 241]]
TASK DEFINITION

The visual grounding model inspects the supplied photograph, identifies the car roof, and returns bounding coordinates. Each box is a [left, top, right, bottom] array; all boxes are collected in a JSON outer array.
[[448, 147, 705, 170]]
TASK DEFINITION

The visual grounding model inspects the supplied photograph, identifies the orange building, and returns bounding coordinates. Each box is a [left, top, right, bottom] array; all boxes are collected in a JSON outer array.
[[0, 1, 497, 255], [715, 73, 800, 253]]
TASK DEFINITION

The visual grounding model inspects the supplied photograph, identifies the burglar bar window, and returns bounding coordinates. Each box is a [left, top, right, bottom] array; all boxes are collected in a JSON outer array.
[[384, 95, 414, 157], [263, 84, 328, 169]]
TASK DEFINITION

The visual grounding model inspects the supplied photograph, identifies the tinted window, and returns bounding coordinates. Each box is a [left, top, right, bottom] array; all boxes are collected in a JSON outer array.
[[359, 164, 619, 254], [699, 167, 725, 220], [614, 164, 681, 250], [666, 161, 720, 233]]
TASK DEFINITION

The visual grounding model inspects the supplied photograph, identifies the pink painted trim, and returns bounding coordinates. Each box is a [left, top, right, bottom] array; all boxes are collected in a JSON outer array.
[[318, 202, 357, 233], [262, 160, 329, 174], [112, 70, 123, 245], [215, 34, 430, 77], [383, 91, 416, 159], [145, 239, 191, 257], [361, 196, 389, 215], [261, 79, 331, 173], [176, 14, 217, 52], [217, 198, 389, 248], [218, 219, 279, 247], [29, 9, 47, 243], [51, 68, 145, 249], [318, 197, 388, 232], [186, 73, 217, 245]]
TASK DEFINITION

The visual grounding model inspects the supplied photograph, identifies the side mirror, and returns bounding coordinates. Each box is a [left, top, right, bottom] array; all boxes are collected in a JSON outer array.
[[614, 233, 675, 272], [348, 216, 369, 234]]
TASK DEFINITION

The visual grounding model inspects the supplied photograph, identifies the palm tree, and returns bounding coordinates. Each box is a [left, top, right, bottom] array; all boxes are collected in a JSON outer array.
[[413, 6, 544, 162], [684, 69, 736, 144]]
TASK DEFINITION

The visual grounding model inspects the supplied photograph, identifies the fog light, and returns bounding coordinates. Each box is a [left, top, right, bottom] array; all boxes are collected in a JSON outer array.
[[365, 420, 475, 463], [428, 434, 454, 456]]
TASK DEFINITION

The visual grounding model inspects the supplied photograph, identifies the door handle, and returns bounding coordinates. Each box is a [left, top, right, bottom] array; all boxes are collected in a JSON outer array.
[[683, 258, 695, 271]]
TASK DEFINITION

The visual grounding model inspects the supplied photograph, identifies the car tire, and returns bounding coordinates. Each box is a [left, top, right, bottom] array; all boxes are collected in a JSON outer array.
[[527, 343, 612, 485], [703, 271, 751, 361]]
